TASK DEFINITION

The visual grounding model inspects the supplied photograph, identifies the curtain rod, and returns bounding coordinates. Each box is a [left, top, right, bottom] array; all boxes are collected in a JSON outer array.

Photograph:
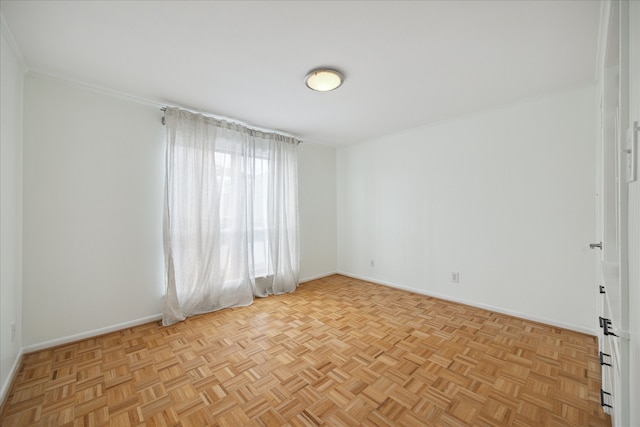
[[160, 106, 302, 144]]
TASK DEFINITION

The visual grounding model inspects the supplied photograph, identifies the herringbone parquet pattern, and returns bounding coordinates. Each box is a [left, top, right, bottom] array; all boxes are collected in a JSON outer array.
[[1, 275, 610, 426]]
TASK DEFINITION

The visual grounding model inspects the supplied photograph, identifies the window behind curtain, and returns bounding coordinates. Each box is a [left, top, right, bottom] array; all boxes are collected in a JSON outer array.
[[163, 107, 299, 326]]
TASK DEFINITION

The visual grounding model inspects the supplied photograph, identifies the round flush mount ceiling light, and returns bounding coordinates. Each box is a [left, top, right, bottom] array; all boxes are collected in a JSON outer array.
[[305, 68, 344, 92]]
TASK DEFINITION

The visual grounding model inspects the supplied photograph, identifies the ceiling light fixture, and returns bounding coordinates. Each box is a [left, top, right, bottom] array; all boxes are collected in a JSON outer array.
[[305, 68, 344, 92]]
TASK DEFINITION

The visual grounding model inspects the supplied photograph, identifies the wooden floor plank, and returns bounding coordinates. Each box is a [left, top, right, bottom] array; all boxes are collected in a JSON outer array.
[[0, 275, 610, 426]]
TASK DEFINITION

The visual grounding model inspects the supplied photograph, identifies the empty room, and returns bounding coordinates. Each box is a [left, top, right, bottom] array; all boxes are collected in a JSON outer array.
[[1, 1, 638, 426]]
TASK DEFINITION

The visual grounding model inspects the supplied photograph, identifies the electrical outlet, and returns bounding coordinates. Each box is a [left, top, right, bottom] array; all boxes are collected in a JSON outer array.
[[451, 272, 459, 283], [11, 321, 16, 343], [370, 260, 375, 267]]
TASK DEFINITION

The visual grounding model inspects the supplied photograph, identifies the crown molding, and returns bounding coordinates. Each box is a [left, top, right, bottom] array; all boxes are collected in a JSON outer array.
[[0, 11, 28, 73], [594, 0, 611, 82]]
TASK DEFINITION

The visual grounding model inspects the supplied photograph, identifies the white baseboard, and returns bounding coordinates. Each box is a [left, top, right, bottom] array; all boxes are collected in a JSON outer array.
[[22, 314, 163, 354], [18, 275, 332, 354], [1, 347, 23, 407], [337, 271, 598, 336], [299, 271, 338, 284], [20, 276, 338, 355]]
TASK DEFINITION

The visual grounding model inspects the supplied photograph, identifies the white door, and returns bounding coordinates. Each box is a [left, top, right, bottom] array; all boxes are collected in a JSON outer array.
[[594, 2, 631, 426]]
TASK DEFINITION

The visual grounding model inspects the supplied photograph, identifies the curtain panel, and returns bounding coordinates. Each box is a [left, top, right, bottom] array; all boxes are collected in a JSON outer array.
[[163, 107, 300, 326]]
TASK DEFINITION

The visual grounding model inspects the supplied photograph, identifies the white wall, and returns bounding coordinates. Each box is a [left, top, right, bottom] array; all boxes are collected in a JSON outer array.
[[22, 73, 338, 349], [337, 86, 597, 333], [298, 142, 337, 281], [23, 74, 166, 348], [0, 23, 25, 400]]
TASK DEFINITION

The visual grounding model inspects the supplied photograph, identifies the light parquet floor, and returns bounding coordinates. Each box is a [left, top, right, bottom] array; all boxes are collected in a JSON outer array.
[[1, 275, 610, 426]]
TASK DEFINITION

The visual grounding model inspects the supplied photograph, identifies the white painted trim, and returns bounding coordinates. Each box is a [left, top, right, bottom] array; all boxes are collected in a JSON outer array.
[[0, 348, 23, 407], [337, 271, 598, 337], [0, 11, 28, 72], [18, 274, 337, 353], [23, 314, 162, 354], [26, 70, 164, 110], [595, 0, 612, 82], [336, 83, 598, 152], [25, 71, 302, 140], [299, 271, 338, 284]]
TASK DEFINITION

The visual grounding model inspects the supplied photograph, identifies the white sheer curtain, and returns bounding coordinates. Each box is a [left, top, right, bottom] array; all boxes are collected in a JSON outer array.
[[162, 107, 300, 326]]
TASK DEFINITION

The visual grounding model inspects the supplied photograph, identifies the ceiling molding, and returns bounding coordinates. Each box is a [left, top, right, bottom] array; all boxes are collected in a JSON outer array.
[[594, 0, 611, 82], [0, 11, 28, 73], [26, 68, 165, 109]]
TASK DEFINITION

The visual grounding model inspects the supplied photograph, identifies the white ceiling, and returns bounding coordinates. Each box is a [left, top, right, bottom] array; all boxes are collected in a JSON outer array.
[[0, 0, 600, 146]]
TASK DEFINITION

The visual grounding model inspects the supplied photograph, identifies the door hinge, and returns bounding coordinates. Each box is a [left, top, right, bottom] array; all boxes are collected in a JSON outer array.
[[600, 389, 613, 408], [599, 351, 612, 366], [600, 317, 618, 337]]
